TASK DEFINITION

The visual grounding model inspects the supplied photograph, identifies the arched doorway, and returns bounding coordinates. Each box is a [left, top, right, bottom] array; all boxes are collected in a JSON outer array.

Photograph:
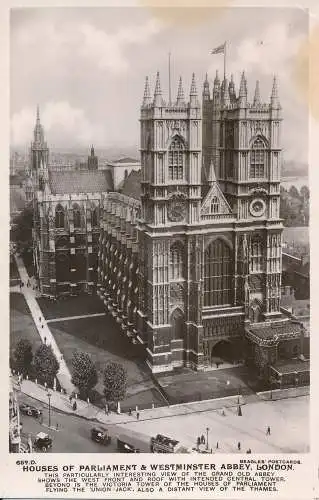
[[211, 340, 233, 364], [170, 308, 184, 341]]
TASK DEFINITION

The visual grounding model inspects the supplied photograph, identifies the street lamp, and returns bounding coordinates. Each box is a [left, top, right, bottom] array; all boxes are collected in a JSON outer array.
[[206, 427, 209, 451], [47, 391, 52, 429]]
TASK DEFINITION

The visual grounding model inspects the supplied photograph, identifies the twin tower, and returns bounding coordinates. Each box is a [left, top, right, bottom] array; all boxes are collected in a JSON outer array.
[[138, 69, 283, 372]]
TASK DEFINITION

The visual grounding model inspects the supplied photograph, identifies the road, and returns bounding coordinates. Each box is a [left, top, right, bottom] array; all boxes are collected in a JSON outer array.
[[18, 393, 118, 453]]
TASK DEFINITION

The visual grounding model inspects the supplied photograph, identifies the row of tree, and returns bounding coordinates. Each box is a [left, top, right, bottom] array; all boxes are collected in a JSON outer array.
[[280, 185, 309, 227], [11, 339, 127, 405]]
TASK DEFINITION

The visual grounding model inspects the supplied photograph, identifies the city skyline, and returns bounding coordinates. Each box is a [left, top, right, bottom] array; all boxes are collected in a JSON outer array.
[[11, 7, 308, 162]]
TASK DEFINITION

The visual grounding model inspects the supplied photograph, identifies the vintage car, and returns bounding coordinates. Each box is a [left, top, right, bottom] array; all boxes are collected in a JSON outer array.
[[90, 427, 111, 445], [33, 432, 52, 452], [19, 404, 42, 418]]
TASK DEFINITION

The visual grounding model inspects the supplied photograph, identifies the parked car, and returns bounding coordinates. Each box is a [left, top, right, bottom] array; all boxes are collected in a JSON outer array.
[[33, 432, 52, 452], [91, 427, 111, 445], [19, 404, 42, 418]]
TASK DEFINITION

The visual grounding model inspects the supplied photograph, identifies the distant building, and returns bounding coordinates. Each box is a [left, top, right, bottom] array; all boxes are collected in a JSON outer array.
[[30, 108, 113, 297], [106, 157, 141, 190], [88, 145, 98, 170]]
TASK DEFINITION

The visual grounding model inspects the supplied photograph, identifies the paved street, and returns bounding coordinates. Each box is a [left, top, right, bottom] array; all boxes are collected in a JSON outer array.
[[18, 393, 118, 453], [119, 395, 309, 454]]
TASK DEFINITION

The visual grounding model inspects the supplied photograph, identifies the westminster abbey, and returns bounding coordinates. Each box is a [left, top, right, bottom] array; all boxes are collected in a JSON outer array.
[[30, 70, 308, 383]]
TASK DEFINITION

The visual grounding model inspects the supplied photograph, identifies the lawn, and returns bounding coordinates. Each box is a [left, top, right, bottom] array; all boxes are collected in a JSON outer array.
[[49, 313, 165, 410], [156, 365, 259, 404], [10, 292, 42, 358], [38, 295, 105, 320]]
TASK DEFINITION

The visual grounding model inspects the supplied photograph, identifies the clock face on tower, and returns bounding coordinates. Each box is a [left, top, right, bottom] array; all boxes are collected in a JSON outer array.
[[249, 198, 266, 217], [168, 193, 187, 222]]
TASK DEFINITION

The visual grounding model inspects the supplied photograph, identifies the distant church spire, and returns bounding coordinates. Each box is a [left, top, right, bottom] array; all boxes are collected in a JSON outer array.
[[153, 71, 163, 106], [253, 80, 261, 106], [176, 76, 185, 105], [33, 105, 44, 145], [142, 76, 152, 106]]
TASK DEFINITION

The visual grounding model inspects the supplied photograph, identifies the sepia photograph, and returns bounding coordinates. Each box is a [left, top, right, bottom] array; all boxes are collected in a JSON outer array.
[[9, 4, 310, 464]]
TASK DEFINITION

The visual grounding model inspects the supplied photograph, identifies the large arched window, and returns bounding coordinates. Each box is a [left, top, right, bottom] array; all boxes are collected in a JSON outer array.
[[204, 239, 233, 306], [55, 204, 65, 229], [250, 137, 266, 178], [169, 242, 184, 280], [251, 234, 263, 272], [73, 204, 81, 228], [168, 136, 184, 181]]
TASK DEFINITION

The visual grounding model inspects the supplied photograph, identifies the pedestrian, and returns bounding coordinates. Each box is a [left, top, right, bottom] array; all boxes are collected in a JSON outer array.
[[237, 442, 241, 451], [136, 412, 140, 420], [266, 426, 271, 436], [129, 408, 132, 416], [216, 441, 219, 449], [197, 436, 201, 447], [73, 401, 77, 411], [201, 434, 205, 445], [222, 409, 226, 416], [39, 316, 41, 322], [41, 324, 44, 329], [69, 395, 73, 404]]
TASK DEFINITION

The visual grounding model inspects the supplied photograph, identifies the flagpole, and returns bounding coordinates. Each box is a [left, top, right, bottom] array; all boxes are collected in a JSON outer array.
[[224, 41, 227, 80], [168, 51, 172, 105]]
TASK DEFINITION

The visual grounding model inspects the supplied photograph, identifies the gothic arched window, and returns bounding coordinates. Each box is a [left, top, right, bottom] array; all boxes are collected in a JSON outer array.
[[169, 242, 184, 280], [168, 136, 184, 181], [251, 234, 263, 272], [250, 137, 266, 178], [92, 207, 99, 227], [211, 196, 219, 214], [55, 204, 65, 229], [204, 239, 233, 306], [73, 204, 81, 228]]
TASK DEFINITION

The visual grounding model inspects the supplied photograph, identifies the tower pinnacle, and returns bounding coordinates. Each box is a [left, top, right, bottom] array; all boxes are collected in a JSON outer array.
[[238, 71, 247, 106], [142, 76, 152, 106], [270, 75, 280, 107], [176, 76, 185, 105], [189, 73, 198, 107], [253, 80, 261, 106], [153, 71, 163, 106], [229, 74, 236, 102], [33, 105, 44, 145]]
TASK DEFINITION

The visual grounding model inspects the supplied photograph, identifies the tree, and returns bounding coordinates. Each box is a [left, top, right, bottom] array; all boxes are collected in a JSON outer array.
[[300, 185, 309, 201], [289, 185, 300, 199], [13, 338, 33, 375], [11, 204, 33, 250], [103, 362, 127, 405], [33, 344, 59, 387], [71, 350, 98, 398]]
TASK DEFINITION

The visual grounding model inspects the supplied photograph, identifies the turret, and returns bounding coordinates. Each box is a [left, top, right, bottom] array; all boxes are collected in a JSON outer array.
[[142, 76, 152, 107], [153, 71, 164, 107], [222, 78, 230, 106], [270, 75, 280, 108], [229, 74, 236, 102], [253, 80, 261, 106], [203, 73, 210, 101], [176, 76, 185, 105], [189, 73, 199, 107], [91, 145, 95, 157], [238, 71, 247, 107]]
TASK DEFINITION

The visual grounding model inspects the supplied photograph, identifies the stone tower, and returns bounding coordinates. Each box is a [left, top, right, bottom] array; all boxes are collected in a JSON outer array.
[[138, 72, 204, 372], [202, 74, 283, 322]]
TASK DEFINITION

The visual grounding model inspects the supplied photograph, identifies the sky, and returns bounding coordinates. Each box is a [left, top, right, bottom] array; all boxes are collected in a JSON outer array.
[[10, 6, 309, 162]]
